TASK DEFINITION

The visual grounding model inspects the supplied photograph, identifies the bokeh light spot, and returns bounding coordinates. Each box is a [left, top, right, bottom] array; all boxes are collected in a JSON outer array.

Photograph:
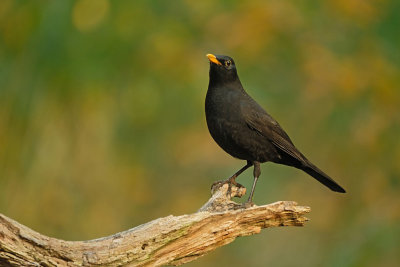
[[72, 0, 109, 32]]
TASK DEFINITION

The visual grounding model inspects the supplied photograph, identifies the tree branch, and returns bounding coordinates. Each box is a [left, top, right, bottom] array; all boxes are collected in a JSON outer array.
[[0, 183, 310, 266]]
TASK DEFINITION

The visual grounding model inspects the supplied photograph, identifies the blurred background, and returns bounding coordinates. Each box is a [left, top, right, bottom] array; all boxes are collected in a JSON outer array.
[[1, 0, 399, 266]]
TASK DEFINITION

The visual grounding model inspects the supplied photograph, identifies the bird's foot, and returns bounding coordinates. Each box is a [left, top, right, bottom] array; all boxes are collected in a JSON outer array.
[[241, 201, 256, 209], [211, 178, 245, 199], [200, 181, 247, 212], [211, 176, 237, 188]]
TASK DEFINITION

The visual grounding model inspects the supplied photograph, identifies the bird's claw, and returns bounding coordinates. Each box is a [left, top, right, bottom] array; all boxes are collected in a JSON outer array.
[[211, 178, 245, 198], [242, 201, 255, 209]]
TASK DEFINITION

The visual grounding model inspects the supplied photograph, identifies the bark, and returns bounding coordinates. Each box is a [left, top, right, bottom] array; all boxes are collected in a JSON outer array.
[[0, 183, 310, 266]]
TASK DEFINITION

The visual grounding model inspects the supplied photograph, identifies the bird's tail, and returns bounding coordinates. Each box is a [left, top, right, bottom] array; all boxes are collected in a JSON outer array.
[[301, 161, 346, 193]]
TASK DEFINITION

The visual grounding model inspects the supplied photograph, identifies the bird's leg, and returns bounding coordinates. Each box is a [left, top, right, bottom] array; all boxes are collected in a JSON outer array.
[[227, 161, 253, 185], [247, 161, 261, 204], [212, 161, 252, 196]]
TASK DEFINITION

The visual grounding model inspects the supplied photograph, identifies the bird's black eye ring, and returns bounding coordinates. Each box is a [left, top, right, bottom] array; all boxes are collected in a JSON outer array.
[[225, 60, 231, 67]]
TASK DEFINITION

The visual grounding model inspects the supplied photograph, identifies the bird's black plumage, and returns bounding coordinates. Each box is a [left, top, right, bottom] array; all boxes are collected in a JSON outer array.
[[205, 54, 345, 202]]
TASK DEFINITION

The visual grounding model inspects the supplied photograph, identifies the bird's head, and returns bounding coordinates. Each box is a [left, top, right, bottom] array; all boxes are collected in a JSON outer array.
[[207, 54, 239, 84]]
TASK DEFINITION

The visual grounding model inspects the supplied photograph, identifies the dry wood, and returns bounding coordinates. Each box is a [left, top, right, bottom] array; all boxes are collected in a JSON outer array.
[[0, 182, 310, 266]]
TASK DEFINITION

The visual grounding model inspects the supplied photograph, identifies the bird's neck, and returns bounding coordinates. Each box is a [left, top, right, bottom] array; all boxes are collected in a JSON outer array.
[[208, 72, 243, 90]]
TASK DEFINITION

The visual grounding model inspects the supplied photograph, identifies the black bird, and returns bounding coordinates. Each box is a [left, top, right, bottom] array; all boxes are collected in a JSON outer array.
[[205, 54, 345, 203]]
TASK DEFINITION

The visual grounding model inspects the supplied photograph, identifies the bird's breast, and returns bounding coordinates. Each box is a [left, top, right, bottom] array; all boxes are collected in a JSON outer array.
[[205, 86, 280, 162]]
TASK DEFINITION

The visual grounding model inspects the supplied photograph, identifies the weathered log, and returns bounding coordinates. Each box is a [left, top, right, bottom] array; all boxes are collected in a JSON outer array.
[[0, 183, 310, 266]]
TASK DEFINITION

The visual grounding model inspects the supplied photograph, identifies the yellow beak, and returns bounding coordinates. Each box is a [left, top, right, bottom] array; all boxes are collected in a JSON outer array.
[[207, 54, 222, 65]]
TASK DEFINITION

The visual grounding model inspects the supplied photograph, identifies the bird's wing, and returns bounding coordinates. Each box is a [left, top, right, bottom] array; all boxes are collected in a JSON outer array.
[[240, 98, 307, 163]]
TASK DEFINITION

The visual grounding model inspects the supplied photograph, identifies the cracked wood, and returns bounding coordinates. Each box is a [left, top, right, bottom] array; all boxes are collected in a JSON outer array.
[[0, 183, 310, 266]]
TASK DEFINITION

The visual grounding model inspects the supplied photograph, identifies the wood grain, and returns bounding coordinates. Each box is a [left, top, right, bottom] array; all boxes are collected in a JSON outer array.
[[0, 183, 310, 266]]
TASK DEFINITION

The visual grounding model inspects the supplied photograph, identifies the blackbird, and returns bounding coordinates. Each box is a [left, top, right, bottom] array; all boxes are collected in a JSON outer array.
[[205, 54, 345, 203]]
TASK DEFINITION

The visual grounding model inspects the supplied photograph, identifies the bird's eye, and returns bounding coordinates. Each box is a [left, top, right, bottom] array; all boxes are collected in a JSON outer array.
[[225, 60, 231, 67]]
